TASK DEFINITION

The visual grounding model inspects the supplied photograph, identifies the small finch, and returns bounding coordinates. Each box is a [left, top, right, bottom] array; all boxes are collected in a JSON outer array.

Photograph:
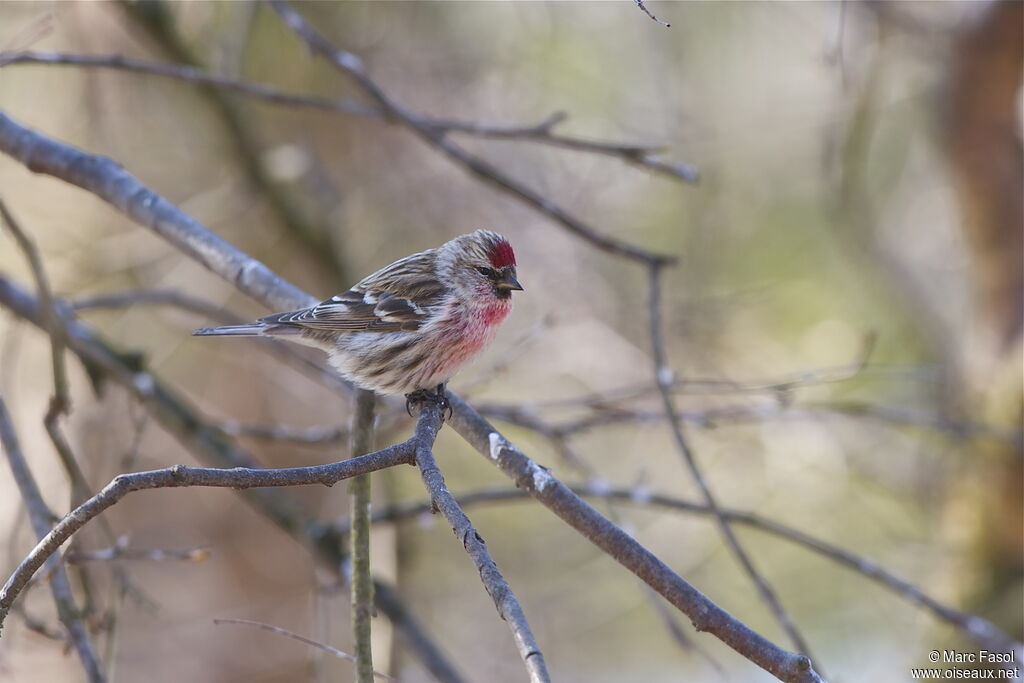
[[193, 230, 523, 407]]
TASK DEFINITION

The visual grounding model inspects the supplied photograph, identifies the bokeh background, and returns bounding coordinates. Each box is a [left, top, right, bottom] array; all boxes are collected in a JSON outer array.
[[0, 2, 1021, 682]]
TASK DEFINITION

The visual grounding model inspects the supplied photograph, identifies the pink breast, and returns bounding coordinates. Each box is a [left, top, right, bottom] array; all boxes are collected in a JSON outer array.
[[427, 301, 511, 380]]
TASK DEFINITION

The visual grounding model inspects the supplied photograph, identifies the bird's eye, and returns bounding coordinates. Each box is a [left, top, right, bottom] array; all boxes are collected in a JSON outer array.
[[476, 266, 495, 278]]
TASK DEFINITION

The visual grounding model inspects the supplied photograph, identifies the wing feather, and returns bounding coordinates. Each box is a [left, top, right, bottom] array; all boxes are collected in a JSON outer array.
[[259, 249, 447, 334]]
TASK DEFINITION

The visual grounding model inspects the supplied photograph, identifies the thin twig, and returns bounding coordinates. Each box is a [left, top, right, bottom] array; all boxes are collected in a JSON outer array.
[[268, 1, 678, 265], [457, 315, 553, 395], [411, 402, 551, 683], [0, 438, 417, 629], [114, 5, 355, 287], [71, 287, 351, 394], [647, 264, 820, 668], [0, 196, 111, 637], [0, 50, 697, 184], [352, 485, 1023, 658], [64, 537, 210, 564], [0, 199, 66, 409], [11, 600, 66, 641], [634, 0, 671, 28], [0, 275, 467, 683], [349, 389, 377, 683], [0, 198, 93, 504], [523, 333, 877, 409], [218, 419, 348, 445], [475, 397, 1023, 445], [72, 288, 246, 322], [0, 397, 106, 682], [213, 618, 395, 681]]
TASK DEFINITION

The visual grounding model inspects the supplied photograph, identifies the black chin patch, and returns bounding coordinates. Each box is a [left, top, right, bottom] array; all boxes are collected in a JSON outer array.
[[493, 286, 512, 300]]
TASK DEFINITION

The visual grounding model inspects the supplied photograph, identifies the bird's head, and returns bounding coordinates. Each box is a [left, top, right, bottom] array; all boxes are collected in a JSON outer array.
[[438, 230, 523, 303]]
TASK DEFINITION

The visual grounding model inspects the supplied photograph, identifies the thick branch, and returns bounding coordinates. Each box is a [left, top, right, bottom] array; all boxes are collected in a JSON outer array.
[[446, 394, 823, 683], [411, 403, 551, 683], [0, 111, 314, 313]]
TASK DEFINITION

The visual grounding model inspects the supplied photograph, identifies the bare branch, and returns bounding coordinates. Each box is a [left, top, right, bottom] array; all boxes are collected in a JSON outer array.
[[218, 419, 348, 445], [647, 264, 819, 667], [349, 389, 377, 682], [11, 600, 66, 641], [0, 398, 106, 681], [411, 402, 551, 683], [70, 287, 351, 394], [0, 112, 824, 680], [0, 199, 66, 406], [0, 198, 94, 506], [0, 50, 378, 115], [213, 618, 395, 681], [446, 395, 824, 683], [634, 0, 671, 28], [64, 538, 210, 565], [0, 112, 314, 314], [71, 287, 246, 323], [0, 50, 697, 184], [355, 485, 1024, 658], [523, 333, 877, 410], [476, 396, 1023, 446], [0, 275, 466, 683], [0, 438, 416, 631], [268, 1, 678, 265]]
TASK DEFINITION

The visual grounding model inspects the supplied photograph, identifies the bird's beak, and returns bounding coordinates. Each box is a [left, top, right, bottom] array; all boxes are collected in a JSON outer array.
[[496, 271, 524, 291]]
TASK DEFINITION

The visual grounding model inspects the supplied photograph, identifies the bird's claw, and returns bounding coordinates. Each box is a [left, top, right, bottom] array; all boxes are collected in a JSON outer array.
[[405, 384, 451, 421]]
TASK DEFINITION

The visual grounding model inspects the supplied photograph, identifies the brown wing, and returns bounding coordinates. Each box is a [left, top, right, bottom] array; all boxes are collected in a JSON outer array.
[[260, 250, 448, 333]]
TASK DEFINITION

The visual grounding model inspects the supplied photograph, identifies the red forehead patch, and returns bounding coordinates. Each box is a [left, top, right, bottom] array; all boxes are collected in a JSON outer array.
[[488, 240, 516, 268]]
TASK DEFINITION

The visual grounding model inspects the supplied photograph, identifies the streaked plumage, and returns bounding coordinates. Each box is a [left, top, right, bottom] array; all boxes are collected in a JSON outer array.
[[193, 230, 522, 396]]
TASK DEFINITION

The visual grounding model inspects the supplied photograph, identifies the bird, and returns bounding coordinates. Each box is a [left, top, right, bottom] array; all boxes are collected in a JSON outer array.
[[193, 230, 523, 412]]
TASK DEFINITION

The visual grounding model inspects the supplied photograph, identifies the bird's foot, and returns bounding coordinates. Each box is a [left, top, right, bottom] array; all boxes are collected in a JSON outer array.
[[405, 384, 451, 420]]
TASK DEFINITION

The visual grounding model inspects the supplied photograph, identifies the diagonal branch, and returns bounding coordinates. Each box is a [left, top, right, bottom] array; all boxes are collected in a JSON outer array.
[[0, 111, 824, 681], [268, 1, 676, 266], [445, 395, 822, 682], [114, 2, 356, 287], [647, 263, 819, 666], [0, 111, 314, 313], [0, 398, 106, 682], [411, 402, 551, 683], [634, 0, 671, 27], [213, 618, 395, 681]]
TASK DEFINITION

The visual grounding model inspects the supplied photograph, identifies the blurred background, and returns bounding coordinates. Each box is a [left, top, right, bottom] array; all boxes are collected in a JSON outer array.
[[0, 2, 1020, 681]]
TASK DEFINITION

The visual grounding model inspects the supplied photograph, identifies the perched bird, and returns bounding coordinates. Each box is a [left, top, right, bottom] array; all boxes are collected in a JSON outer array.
[[193, 230, 523, 408]]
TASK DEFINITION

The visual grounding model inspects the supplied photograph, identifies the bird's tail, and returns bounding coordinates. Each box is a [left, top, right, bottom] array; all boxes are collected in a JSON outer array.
[[192, 324, 267, 337]]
